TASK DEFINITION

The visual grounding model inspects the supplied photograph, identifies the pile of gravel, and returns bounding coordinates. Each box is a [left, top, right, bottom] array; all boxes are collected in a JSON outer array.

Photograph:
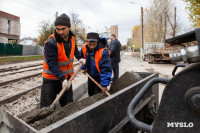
[[19, 71, 142, 130]]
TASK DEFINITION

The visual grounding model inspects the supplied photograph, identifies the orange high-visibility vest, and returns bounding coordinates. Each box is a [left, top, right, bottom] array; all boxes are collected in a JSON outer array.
[[42, 34, 75, 79], [82, 43, 106, 72]]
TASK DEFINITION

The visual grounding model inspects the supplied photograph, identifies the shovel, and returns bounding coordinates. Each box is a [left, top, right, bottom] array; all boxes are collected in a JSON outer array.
[[85, 72, 111, 96], [50, 62, 83, 109], [21, 62, 83, 124]]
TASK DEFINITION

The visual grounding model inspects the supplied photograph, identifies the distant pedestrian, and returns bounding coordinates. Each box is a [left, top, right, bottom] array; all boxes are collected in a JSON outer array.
[[109, 34, 121, 83]]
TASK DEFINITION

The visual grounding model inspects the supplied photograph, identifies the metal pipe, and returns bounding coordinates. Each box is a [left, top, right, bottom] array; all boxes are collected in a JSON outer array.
[[169, 45, 200, 63], [127, 78, 169, 133], [172, 64, 186, 76]]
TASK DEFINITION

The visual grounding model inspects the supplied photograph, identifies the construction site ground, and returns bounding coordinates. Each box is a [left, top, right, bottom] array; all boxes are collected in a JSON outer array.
[[0, 52, 183, 117]]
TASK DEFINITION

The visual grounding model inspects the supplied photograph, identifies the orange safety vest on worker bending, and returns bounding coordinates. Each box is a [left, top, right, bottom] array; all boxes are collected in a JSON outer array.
[[42, 34, 75, 79], [82, 43, 106, 72]]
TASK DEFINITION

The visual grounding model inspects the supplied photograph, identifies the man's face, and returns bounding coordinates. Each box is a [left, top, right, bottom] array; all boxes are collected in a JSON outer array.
[[55, 25, 70, 39], [88, 41, 98, 51], [110, 36, 114, 40]]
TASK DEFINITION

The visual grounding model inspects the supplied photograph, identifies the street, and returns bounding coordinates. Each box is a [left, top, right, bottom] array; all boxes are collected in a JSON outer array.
[[119, 52, 183, 102]]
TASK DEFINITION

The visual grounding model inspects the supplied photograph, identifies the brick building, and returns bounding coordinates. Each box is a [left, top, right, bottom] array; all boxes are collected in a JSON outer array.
[[0, 11, 20, 43], [110, 25, 118, 39]]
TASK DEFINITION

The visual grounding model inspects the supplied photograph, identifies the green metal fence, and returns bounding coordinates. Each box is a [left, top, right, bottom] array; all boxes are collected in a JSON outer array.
[[0, 43, 23, 55]]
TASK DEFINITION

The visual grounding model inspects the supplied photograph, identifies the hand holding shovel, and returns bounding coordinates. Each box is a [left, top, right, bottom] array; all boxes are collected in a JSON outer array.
[[85, 72, 111, 96], [50, 62, 83, 109]]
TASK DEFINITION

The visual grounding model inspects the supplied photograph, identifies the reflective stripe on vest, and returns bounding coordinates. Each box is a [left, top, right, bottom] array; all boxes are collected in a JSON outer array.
[[42, 34, 75, 79], [43, 58, 74, 66], [82, 43, 106, 72], [43, 68, 74, 75], [82, 43, 87, 59]]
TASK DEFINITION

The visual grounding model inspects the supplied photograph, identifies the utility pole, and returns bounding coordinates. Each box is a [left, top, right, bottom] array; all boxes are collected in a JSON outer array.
[[130, 2, 144, 59], [164, 9, 167, 44], [163, 0, 167, 45], [173, 7, 176, 37], [141, 7, 144, 50], [55, 12, 58, 18]]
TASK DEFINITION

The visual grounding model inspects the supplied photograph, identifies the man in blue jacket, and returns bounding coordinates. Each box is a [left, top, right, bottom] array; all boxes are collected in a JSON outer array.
[[109, 34, 121, 83], [81, 32, 112, 96]]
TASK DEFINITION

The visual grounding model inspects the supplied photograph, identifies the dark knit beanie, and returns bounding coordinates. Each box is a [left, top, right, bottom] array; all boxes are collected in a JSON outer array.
[[87, 32, 99, 42], [55, 13, 71, 27]]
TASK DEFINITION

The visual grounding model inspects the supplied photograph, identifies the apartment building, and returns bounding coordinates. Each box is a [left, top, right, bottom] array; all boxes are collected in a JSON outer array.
[[110, 25, 118, 39]]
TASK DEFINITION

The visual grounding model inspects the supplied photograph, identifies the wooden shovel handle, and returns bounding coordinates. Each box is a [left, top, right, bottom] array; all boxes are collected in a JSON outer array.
[[50, 62, 83, 109], [86, 73, 111, 96]]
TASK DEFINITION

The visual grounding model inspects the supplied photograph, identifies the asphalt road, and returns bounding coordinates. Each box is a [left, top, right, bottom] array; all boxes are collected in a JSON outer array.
[[119, 52, 183, 102]]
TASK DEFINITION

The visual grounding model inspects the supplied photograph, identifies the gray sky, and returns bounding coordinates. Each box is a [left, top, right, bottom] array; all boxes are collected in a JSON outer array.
[[0, 0, 191, 45]]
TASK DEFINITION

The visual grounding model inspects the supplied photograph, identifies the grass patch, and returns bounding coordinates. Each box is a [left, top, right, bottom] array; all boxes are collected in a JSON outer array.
[[0, 55, 43, 65]]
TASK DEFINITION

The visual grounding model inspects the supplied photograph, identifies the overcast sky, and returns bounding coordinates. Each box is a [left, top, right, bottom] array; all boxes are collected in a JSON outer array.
[[0, 0, 191, 45]]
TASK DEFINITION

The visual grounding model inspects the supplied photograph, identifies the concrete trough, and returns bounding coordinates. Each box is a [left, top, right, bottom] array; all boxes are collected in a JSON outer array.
[[0, 72, 158, 133]]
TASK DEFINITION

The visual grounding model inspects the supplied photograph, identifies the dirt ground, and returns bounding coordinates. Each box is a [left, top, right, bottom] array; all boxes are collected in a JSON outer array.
[[1, 88, 40, 116]]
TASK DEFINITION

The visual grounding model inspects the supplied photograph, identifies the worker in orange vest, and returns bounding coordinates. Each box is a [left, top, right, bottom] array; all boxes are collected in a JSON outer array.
[[81, 32, 112, 96], [40, 13, 85, 108]]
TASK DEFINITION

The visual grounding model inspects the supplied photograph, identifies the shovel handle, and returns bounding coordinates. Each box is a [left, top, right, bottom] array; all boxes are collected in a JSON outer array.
[[86, 73, 111, 96], [50, 62, 83, 109]]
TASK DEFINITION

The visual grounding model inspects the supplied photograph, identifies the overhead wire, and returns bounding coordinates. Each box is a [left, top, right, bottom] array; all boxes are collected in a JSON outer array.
[[12, 0, 53, 15], [0, 0, 57, 39], [41, 0, 60, 13], [80, 0, 105, 32]]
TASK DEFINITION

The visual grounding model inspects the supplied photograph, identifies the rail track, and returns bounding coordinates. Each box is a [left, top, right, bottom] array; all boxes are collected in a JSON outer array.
[[0, 63, 43, 73], [0, 66, 43, 76], [0, 59, 78, 76], [0, 70, 86, 116], [0, 61, 79, 84], [0, 61, 81, 114]]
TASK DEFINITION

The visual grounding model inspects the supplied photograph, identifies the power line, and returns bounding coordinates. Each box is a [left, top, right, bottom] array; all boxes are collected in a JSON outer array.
[[80, 0, 105, 32], [41, 0, 60, 12], [12, 0, 52, 15]]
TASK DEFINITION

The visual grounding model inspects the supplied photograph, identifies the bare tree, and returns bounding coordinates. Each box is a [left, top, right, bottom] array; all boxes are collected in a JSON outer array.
[[38, 20, 55, 46], [69, 11, 86, 44], [143, 0, 180, 42]]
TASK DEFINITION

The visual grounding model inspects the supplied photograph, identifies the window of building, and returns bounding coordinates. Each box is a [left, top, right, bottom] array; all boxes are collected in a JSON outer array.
[[8, 20, 11, 34]]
